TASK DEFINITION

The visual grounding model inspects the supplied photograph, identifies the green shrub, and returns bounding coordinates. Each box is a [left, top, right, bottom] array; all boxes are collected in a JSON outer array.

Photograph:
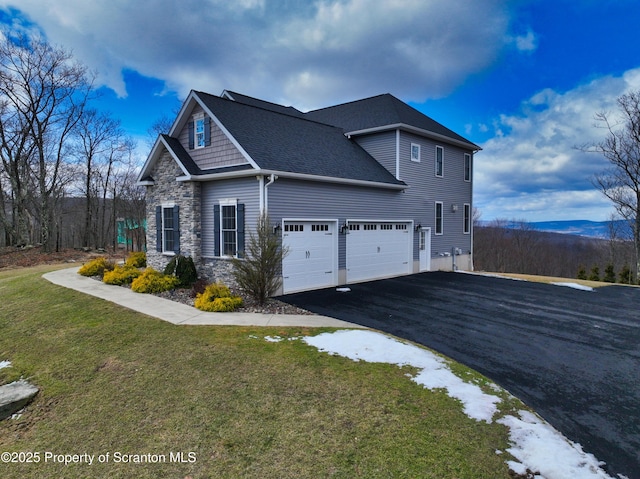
[[603, 264, 616, 283], [195, 296, 244, 312], [619, 265, 633, 284], [164, 254, 198, 287], [103, 265, 141, 285], [78, 257, 114, 277], [576, 265, 587, 280], [194, 282, 243, 312], [125, 251, 147, 268], [131, 268, 180, 293], [589, 265, 600, 282]]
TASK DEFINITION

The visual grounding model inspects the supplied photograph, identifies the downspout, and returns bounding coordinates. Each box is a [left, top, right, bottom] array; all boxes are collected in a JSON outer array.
[[395, 129, 400, 179], [264, 173, 277, 214]]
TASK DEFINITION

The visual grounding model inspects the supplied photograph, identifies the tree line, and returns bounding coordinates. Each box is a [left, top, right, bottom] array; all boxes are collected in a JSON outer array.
[[0, 30, 145, 252], [474, 218, 637, 283]]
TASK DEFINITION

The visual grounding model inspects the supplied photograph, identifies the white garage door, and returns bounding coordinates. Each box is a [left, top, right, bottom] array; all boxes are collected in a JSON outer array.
[[346, 221, 412, 283], [282, 220, 338, 293]]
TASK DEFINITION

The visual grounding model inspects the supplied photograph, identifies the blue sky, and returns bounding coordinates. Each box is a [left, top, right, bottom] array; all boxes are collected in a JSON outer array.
[[1, 0, 639, 222]]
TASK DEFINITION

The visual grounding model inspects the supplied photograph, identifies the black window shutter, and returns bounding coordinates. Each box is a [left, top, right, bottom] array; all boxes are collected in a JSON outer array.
[[214, 204, 220, 256], [204, 117, 211, 146], [237, 203, 245, 258], [155, 206, 162, 252], [188, 121, 194, 149], [173, 205, 180, 254]]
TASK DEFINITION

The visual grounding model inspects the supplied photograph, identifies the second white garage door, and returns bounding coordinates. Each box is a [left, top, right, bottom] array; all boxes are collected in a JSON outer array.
[[346, 221, 412, 283], [282, 220, 338, 293]]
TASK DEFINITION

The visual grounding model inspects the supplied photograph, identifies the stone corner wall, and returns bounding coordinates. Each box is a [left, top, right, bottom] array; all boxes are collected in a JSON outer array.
[[144, 152, 201, 273]]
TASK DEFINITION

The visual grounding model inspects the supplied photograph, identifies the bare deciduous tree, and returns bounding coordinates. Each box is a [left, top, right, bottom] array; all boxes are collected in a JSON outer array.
[[588, 90, 640, 278], [0, 31, 92, 250]]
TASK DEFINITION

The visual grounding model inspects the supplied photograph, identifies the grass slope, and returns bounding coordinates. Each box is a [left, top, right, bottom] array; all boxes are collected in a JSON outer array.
[[0, 266, 516, 478]]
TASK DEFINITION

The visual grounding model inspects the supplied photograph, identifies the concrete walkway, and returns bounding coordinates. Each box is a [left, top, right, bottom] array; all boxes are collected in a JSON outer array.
[[43, 267, 365, 329]]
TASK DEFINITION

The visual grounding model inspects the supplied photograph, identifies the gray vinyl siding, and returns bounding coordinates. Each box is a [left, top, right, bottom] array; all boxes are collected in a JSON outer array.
[[397, 131, 473, 256], [178, 105, 248, 170], [201, 177, 260, 258], [267, 135, 473, 264], [355, 131, 397, 178]]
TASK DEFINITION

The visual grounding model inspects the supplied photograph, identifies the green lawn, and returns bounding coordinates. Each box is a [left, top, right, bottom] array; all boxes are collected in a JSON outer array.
[[0, 265, 518, 478]]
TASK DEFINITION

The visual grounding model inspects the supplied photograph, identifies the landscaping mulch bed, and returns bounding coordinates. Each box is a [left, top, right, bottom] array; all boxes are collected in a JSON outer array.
[[154, 285, 313, 315]]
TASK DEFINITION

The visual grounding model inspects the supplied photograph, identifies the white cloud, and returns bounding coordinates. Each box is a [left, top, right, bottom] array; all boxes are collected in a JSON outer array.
[[475, 68, 640, 221], [509, 29, 537, 52], [0, 0, 521, 106]]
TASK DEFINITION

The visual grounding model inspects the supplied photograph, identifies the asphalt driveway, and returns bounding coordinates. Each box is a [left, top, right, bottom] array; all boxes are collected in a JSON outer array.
[[281, 272, 640, 479]]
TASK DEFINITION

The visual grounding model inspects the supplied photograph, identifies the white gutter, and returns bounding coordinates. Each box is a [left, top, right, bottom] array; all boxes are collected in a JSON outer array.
[[346, 123, 482, 152], [177, 168, 408, 190]]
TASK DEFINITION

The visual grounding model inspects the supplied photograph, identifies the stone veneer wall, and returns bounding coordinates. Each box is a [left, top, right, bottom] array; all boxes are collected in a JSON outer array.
[[144, 153, 201, 273], [144, 152, 240, 287]]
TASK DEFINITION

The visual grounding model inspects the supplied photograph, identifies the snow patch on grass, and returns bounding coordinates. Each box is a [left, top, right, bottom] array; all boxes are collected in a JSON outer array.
[[301, 329, 616, 479], [0, 360, 10, 369], [498, 410, 616, 478], [303, 329, 500, 423]]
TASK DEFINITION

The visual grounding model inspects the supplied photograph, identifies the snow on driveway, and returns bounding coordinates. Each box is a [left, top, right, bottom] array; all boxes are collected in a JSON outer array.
[[295, 329, 617, 479]]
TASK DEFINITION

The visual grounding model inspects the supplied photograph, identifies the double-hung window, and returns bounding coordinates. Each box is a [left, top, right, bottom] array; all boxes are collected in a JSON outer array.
[[463, 203, 471, 234], [214, 200, 244, 258], [155, 204, 180, 254], [188, 114, 210, 149], [464, 153, 471, 182], [163, 207, 175, 252], [435, 201, 443, 235], [221, 204, 237, 256], [435, 146, 444, 177], [195, 117, 206, 148]]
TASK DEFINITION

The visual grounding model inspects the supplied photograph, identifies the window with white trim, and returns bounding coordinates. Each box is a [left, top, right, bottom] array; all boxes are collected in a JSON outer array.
[[411, 143, 421, 162], [155, 204, 179, 255], [435, 145, 444, 177], [435, 201, 443, 235], [221, 203, 237, 256], [162, 207, 175, 252], [464, 153, 471, 182], [195, 115, 206, 148], [463, 203, 471, 234]]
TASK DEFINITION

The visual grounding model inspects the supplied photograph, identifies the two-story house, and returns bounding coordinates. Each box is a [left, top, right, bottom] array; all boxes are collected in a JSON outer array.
[[137, 89, 480, 294]]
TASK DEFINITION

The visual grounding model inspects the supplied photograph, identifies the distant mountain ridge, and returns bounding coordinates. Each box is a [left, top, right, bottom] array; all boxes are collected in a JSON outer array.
[[523, 220, 630, 238]]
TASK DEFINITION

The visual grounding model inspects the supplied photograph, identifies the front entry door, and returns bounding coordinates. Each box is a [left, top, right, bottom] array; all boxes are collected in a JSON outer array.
[[419, 227, 431, 271]]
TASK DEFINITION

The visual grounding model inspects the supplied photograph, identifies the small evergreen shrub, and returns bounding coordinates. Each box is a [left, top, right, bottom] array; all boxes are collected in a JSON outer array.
[[103, 265, 141, 285], [619, 265, 633, 284], [576, 265, 587, 280], [131, 268, 180, 293], [194, 282, 243, 312], [78, 257, 114, 277], [163, 256, 178, 276], [164, 254, 198, 287], [125, 251, 147, 268], [603, 264, 616, 283], [589, 265, 600, 282]]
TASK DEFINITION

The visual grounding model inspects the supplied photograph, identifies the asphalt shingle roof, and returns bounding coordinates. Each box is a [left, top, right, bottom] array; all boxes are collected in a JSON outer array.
[[305, 93, 478, 149], [195, 91, 405, 186]]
